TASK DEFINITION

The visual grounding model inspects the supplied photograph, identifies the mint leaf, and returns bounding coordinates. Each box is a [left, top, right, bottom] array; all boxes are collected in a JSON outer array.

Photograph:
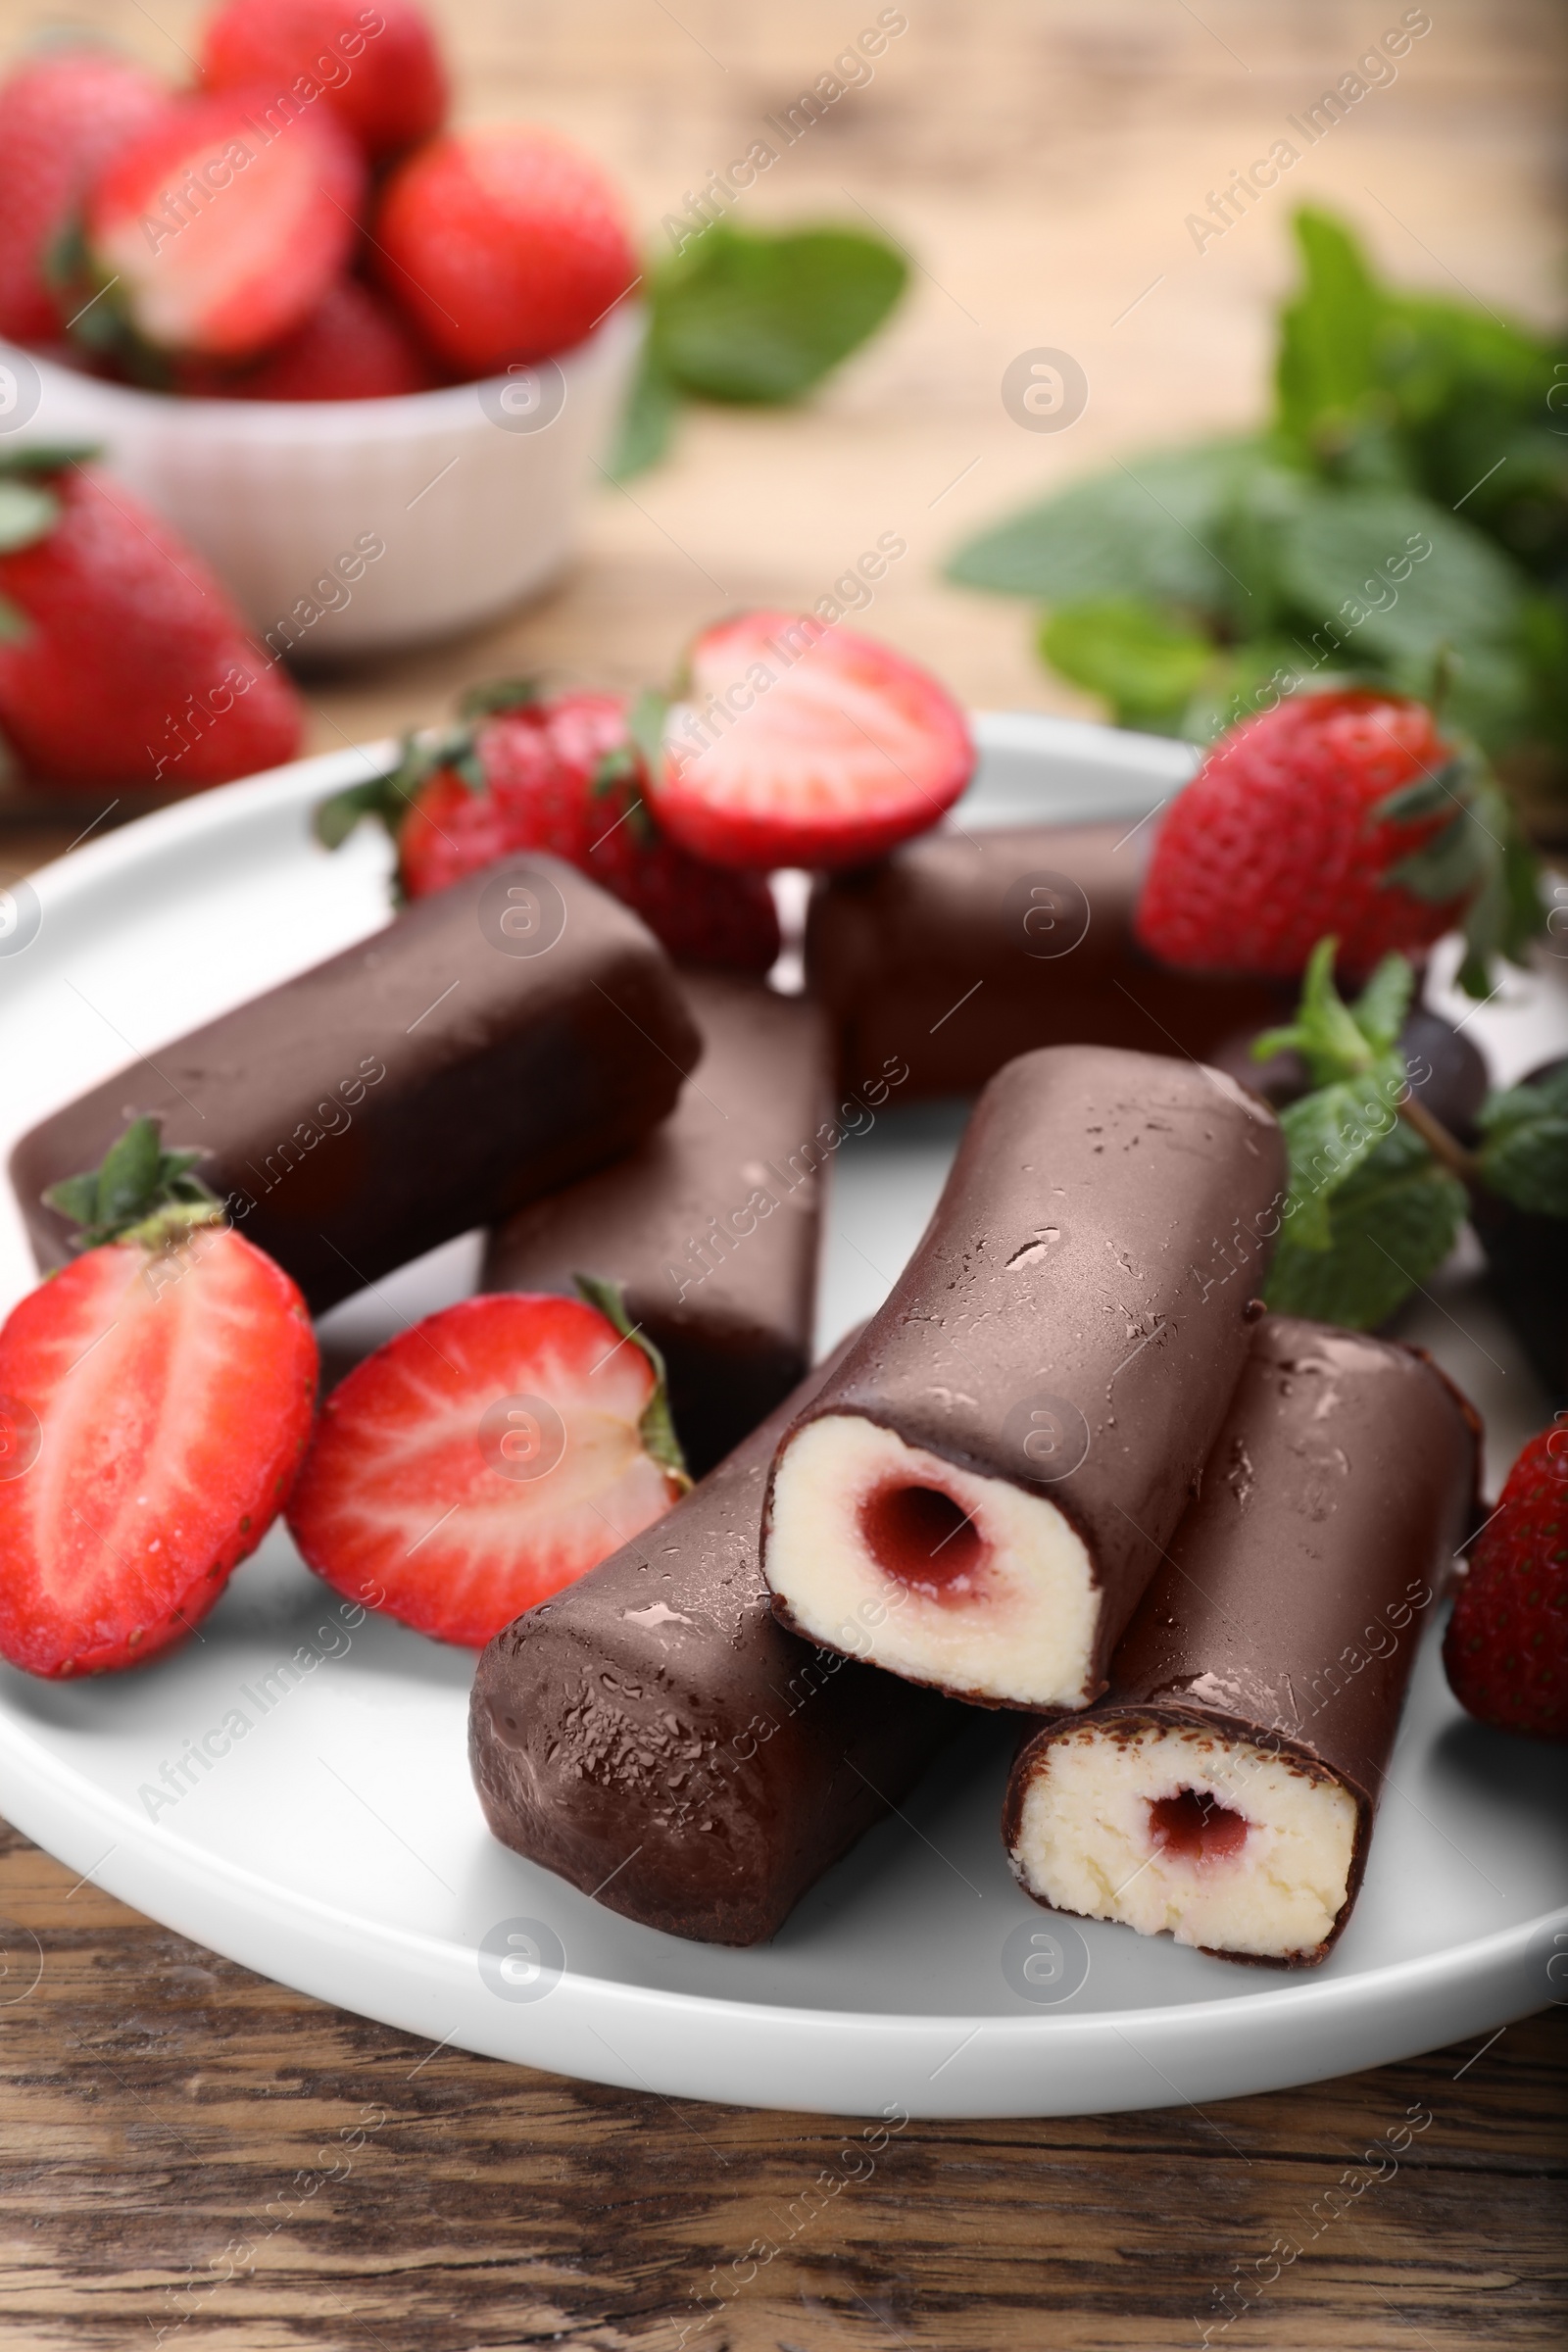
[[1265, 1120, 1467, 1327], [946, 437, 1266, 612], [610, 346, 684, 480], [651, 223, 906, 405], [1276, 1069, 1407, 1249], [1275, 209, 1384, 461], [1477, 1066, 1568, 1217], [1252, 938, 1412, 1084], [1037, 599, 1216, 730]]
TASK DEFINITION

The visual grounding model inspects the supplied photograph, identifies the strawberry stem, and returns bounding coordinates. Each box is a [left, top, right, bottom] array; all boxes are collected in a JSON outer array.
[[1396, 1093, 1482, 1189]]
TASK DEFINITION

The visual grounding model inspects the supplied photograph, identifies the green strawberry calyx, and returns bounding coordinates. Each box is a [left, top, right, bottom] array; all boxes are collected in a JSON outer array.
[[42, 1115, 221, 1253], [313, 677, 543, 854], [1374, 736, 1544, 1002], [570, 1272, 691, 1493]]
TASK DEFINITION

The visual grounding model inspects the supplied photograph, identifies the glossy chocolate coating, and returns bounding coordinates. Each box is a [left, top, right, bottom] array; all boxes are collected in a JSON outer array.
[[483, 972, 831, 1476], [765, 1045, 1289, 1700], [1208, 1003, 1489, 1133], [1004, 1314, 1481, 1962], [469, 1352, 962, 1945], [11, 856, 701, 1314], [806, 823, 1286, 1099]]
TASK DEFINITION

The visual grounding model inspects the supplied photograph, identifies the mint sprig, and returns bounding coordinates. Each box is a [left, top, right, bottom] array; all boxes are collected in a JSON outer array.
[[1258, 940, 1567, 1327]]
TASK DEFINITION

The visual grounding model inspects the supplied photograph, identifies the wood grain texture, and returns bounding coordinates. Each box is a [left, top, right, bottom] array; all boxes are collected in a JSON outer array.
[[1, 1822, 1564, 2351], [0, 2, 1565, 2344]]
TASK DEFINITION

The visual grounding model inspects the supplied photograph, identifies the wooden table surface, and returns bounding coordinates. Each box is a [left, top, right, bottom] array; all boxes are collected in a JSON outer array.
[[1, 3, 1565, 2344]]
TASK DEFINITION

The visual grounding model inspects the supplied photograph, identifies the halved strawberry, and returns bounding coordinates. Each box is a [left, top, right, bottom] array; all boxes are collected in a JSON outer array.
[[0, 1120, 318, 1680], [286, 1284, 689, 1647], [78, 86, 365, 362], [0, 45, 172, 347], [647, 611, 975, 870]]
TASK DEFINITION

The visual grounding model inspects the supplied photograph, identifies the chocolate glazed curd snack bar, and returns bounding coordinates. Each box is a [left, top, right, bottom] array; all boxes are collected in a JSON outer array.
[[1004, 1315, 1480, 1966], [760, 1045, 1288, 1711], [805, 824, 1285, 1098], [484, 971, 835, 1477], [469, 1347, 961, 1945], [12, 856, 700, 1315]]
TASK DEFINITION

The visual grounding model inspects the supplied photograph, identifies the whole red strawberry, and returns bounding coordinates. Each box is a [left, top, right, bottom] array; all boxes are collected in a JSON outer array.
[[650, 610, 976, 870], [287, 1287, 687, 1646], [1445, 1420, 1568, 1740], [1136, 691, 1467, 980], [0, 1120, 317, 1679], [374, 125, 638, 370], [200, 0, 447, 164], [176, 277, 434, 401], [0, 46, 172, 347], [80, 86, 365, 362], [369, 686, 779, 970], [0, 455, 303, 791]]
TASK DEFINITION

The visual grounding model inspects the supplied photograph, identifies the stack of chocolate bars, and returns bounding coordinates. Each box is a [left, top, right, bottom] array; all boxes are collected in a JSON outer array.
[[12, 829, 1481, 1970]]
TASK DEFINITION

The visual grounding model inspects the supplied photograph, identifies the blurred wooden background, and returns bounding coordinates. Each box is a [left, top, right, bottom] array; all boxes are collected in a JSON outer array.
[[0, 2, 1565, 2346]]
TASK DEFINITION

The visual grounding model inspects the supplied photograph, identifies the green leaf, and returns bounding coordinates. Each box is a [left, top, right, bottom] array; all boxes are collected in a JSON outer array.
[[1350, 954, 1415, 1055], [0, 444, 98, 480], [650, 223, 906, 406], [609, 347, 684, 480], [1275, 208, 1385, 460], [946, 437, 1265, 612], [571, 1273, 691, 1490], [1477, 1066, 1568, 1218], [458, 676, 540, 720], [0, 479, 59, 556], [1271, 485, 1524, 686], [1276, 1067, 1407, 1247], [42, 1115, 220, 1250], [313, 767, 411, 852], [1265, 1120, 1467, 1328], [627, 689, 668, 780], [1251, 937, 1411, 1086], [0, 594, 29, 644], [1037, 598, 1217, 729]]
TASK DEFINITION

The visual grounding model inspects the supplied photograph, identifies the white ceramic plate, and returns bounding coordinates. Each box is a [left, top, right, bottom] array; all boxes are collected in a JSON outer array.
[[0, 714, 1564, 2120]]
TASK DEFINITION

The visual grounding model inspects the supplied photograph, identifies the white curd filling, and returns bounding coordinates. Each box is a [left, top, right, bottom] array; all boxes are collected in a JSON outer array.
[[763, 1413, 1101, 1708], [1008, 1717, 1359, 1959]]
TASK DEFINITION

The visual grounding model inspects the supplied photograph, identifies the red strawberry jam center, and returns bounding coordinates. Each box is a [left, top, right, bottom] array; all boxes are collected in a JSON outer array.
[[1149, 1788, 1250, 1863], [858, 1482, 985, 1598]]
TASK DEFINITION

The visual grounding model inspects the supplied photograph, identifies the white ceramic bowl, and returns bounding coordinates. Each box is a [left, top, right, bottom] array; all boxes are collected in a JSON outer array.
[[0, 304, 643, 659]]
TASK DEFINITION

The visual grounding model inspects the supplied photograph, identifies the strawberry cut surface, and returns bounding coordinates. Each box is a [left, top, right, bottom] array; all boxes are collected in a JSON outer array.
[[1135, 690, 1465, 981], [0, 46, 172, 346], [85, 86, 365, 359], [286, 1294, 685, 1648], [651, 611, 975, 870], [1444, 1420, 1568, 1741], [0, 1228, 317, 1679]]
